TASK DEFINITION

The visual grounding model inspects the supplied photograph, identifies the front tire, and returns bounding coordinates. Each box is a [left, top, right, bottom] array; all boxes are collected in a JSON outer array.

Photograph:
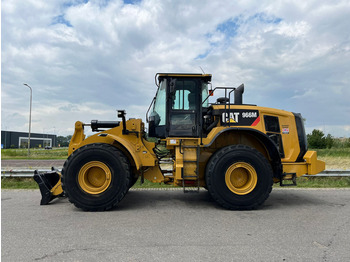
[[206, 145, 273, 210], [62, 143, 130, 211]]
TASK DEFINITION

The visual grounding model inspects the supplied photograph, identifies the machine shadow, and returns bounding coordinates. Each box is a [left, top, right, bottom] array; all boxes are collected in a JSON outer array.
[[114, 188, 328, 212], [114, 190, 218, 211]]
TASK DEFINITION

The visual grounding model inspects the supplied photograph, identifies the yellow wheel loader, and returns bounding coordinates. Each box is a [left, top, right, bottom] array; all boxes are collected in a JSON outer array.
[[34, 73, 325, 210]]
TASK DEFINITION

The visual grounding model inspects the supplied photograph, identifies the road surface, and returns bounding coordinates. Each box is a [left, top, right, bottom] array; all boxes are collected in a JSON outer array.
[[1, 159, 65, 170], [2, 188, 350, 261]]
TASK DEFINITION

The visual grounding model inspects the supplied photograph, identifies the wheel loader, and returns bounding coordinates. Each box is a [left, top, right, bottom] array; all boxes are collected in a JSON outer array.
[[34, 73, 325, 211]]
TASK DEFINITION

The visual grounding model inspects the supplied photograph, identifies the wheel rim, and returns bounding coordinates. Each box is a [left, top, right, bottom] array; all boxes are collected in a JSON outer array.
[[225, 162, 258, 195], [78, 161, 112, 194]]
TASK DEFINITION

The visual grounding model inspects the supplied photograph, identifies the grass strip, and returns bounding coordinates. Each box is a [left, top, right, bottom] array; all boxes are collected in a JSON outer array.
[[1, 148, 68, 160], [1, 178, 38, 189], [314, 148, 350, 157], [295, 177, 350, 188]]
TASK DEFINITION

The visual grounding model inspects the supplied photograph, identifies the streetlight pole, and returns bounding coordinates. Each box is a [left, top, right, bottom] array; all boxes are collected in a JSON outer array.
[[23, 84, 32, 156]]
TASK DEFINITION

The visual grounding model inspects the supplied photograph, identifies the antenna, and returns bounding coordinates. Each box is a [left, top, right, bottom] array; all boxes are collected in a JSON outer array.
[[199, 66, 205, 74]]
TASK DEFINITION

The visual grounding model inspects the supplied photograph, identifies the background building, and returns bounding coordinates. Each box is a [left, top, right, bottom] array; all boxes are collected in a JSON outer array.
[[1, 131, 57, 149]]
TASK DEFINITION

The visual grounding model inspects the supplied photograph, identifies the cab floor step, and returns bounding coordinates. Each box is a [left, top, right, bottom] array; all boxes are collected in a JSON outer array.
[[280, 173, 297, 187]]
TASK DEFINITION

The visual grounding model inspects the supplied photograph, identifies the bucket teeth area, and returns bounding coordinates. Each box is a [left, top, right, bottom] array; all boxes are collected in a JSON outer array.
[[33, 170, 63, 205]]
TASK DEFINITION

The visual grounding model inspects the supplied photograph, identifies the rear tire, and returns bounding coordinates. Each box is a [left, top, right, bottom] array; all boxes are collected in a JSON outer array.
[[205, 145, 273, 210], [128, 174, 139, 189], [62, 143, 130, 211]]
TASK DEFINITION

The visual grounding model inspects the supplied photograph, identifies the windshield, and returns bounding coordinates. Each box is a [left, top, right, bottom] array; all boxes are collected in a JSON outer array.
[[152, 79, 166, 126], [202, 83, 209, 107]]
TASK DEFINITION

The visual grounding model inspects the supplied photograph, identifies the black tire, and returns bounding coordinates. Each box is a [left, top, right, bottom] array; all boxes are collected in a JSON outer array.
[[61, 143, 130, 211], [128, 174, 139, 189], [205, 145, 273, 210]]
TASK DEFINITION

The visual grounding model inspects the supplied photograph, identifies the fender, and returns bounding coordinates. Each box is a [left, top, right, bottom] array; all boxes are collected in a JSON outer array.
[[205, 127, 282, 177], [106, 133, 142, 170]]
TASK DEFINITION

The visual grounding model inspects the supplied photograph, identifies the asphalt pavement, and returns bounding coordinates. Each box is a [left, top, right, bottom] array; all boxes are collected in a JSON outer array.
[[1, 159, 65, 170], [2, 188, 350, 261]]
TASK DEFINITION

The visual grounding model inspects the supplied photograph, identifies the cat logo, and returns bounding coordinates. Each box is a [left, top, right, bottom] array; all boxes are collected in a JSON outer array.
[[222, 112, 240, 123], [220, 110, 260, 126]]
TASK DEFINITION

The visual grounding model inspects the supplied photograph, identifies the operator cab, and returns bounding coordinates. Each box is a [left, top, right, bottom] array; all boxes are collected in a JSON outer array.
[[148, 73, 212, 138]]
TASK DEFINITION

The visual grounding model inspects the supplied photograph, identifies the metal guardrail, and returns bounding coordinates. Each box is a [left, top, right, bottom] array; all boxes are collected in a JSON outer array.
[[1, 169, 62, 178], [1, 169, 350, 178], [304, 170, 350, 177]]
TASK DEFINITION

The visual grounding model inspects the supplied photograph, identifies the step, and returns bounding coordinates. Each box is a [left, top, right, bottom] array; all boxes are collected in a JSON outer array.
[[280, 173, 297, 187]]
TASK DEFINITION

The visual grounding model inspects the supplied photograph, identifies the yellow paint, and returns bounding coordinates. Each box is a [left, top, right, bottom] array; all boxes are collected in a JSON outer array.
[[50, 175, 63, 196], [78, 161, 112, 194], [68, 121, 85, 155], [106, 133, 143, 170], [143, 165, 165, 183], [225, 162, 258, 195], [304, 151, 326, 175], [66, 104, 325, 188], [68, 119, 158, 170], [202, 105, 306, 161], [157, 73, 212, 78], [283, 151, 325, 177]]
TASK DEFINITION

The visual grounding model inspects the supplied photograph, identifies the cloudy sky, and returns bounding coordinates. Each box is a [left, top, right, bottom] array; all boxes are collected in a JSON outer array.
[[2, 0, 350, 137]]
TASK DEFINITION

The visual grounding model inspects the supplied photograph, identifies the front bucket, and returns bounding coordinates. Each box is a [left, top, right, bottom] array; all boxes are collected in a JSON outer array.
[[33, 169, 64, 205]]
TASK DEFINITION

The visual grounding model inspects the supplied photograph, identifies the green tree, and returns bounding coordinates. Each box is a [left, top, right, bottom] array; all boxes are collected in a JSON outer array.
[[325, 134, 334, 149], [57, 135, 72, 147], [307, 129, 327, 149], [344, 138, 350, 148]]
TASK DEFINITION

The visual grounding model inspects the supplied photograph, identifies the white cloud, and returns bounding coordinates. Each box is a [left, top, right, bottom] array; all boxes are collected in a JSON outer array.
[[2, 0, 350, 137]]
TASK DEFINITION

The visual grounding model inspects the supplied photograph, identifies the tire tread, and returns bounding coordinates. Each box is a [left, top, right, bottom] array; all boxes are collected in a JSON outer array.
[[61, 143, 130, 211], [206, 144, 273, 210]]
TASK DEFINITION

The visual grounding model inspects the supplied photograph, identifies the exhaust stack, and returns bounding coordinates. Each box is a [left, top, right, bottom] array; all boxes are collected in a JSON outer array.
[[234, 84, 244, 105]]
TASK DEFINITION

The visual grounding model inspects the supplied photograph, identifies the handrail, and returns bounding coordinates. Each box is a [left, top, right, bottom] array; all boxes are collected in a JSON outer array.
[[202, 86, 236, 105]]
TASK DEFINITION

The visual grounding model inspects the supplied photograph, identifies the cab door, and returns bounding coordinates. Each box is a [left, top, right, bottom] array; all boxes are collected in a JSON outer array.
[[168, 78, 200, 137]]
